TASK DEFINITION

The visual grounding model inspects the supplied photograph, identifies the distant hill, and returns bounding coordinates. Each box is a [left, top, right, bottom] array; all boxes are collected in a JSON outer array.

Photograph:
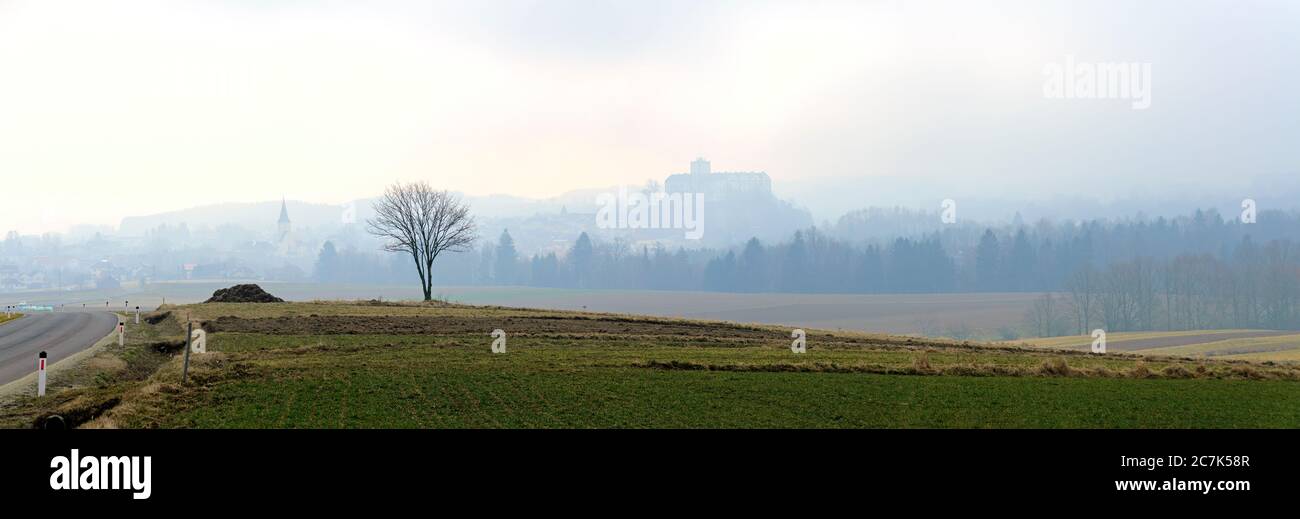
[[118, 200, 351, 236], [116, 188, 620, 237]]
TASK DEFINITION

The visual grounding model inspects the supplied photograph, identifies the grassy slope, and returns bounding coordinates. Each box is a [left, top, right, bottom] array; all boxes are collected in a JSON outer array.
[[166, 336, 1300, 428], [1140, 334, 1300, 358], [0, 314, 21, 326], [1021, 330, 1300, 361], [1023, 330, 1264, 349], [174, 367, 1300, 429], [1224, 348, 1300, 362], [6, 302, 1300, 429]]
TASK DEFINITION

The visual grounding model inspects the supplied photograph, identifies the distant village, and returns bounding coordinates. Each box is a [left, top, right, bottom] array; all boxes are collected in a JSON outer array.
[[0, 159, 813, 293]]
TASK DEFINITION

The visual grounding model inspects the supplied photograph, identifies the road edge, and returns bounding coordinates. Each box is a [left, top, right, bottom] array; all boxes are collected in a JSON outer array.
[[0, 314, 120, 399]]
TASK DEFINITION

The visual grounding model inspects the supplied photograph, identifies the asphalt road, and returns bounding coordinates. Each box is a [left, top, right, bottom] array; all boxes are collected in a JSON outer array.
[[0, 311, 119, 387]]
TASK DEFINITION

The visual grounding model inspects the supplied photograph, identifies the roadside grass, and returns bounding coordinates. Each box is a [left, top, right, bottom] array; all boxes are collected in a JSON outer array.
[[0, 314, 21, 326], [9, 302, 1300, 429], [0, 312, 182, 429]]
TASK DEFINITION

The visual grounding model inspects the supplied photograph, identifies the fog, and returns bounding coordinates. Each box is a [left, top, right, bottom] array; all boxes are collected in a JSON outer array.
[[2, 0, 1297, 234], [3, 1, 1300, 339]]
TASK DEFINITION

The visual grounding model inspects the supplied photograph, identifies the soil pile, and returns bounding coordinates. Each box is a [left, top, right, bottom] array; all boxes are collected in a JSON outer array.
[[204, 284, 285, 304]]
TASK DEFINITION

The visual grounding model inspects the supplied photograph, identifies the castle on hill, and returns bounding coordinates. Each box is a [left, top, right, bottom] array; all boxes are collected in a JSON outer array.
[[663, 158, 773, 202]]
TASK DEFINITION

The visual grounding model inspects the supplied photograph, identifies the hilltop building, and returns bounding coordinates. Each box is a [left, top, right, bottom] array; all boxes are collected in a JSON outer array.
[[654, 158, 811, 245], [664, 157, 772, 201]]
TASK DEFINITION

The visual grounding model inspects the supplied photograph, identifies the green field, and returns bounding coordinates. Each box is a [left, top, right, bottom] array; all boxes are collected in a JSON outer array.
[[4, 301, 1299, 429]]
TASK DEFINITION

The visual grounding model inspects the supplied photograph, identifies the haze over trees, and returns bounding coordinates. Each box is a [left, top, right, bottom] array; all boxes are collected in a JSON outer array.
[[14, 194, 1300, 337], [493, 230, 517, 285], [366, 207, 1300, 334], [311, 207, 1300, 317]]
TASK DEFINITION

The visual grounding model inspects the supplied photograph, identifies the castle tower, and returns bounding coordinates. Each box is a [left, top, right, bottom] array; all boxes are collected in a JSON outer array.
[[690, 157, 711, 175]]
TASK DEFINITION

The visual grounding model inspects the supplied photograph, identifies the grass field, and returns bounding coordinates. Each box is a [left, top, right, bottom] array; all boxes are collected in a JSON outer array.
[[1021, 330, 1300, 362], [2, 282, 1038, 337], [3, 301, 1298, 429], [0, 314, 20, 326]]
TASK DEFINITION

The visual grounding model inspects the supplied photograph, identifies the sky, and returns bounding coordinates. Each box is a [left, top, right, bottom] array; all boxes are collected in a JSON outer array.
[[1, 0, 1298, 234]]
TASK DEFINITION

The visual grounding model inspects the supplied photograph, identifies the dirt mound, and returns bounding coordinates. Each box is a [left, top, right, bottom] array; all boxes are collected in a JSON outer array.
[[204, 284, 285, 304]]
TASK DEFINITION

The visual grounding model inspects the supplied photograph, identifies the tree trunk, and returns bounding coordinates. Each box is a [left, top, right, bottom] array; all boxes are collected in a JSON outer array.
[[424, 260, 435, 301]]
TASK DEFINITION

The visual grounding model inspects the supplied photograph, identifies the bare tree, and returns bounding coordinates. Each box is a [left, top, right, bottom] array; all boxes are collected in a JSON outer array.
[[1100, 261, 1140, 332], [367, 181, 477, 301], [1025, 292, 1064, 338], [1066, 266, 1097, 335]]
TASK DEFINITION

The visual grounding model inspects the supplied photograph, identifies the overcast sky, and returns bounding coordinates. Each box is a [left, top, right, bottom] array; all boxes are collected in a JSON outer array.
[[2, 0, 1297, 233]]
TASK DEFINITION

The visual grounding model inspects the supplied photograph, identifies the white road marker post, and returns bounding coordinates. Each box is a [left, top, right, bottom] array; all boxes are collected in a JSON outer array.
[[491, 329, 506, 353], [37, 351, 47, 397], [135, 306, 141, 324], [791, 329, 807, 353], [117, 322, 125, 346]]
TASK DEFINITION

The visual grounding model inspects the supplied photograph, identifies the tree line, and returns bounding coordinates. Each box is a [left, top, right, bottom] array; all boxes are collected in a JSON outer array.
[[1030, 237, 1300, 335], [319, 203, 1300, 331]]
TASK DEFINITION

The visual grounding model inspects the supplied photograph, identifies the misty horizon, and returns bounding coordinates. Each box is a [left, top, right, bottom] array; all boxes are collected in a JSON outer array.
[[14, 166, 1300, 240], [3, 0, 1298, 235], [4, 0, 1300, 337]]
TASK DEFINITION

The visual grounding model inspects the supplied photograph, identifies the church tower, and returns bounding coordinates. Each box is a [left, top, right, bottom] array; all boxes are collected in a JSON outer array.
[[277, 198, 292, 244]]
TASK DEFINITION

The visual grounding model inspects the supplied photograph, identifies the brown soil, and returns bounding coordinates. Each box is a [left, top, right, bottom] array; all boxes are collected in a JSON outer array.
[[197, 314, 974, 351], [203, 314, 793, 339], [205, 284, 285, 304], [203, 314, 1195, 364]]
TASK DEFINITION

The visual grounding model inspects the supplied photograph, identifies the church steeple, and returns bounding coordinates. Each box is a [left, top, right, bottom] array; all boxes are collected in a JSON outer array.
[[277, 197, 292, 247], [278, 197, 291, 226]]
